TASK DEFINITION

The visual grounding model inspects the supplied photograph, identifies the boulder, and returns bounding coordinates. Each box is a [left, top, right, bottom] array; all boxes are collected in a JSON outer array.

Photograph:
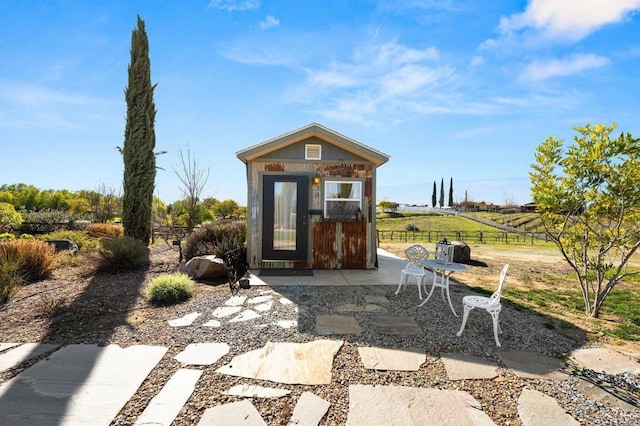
[[452, 241, 471, 263], [46, 239, 79, 255], [180, 255, 228, 279]]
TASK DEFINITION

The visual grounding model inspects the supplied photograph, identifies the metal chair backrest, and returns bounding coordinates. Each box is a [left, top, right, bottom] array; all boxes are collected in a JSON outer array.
[[405, 244, 429, 267], [434, 243, 455, 265], [488, 264, 509, 306]]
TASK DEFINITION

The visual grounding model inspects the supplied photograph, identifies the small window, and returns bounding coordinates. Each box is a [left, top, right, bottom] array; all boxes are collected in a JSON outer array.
[[324, 181, 362, 219], [305, 144, 321, 160]]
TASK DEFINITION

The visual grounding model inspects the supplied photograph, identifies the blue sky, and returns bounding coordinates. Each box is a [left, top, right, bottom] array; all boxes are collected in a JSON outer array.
[[1, 1, 639, 206]]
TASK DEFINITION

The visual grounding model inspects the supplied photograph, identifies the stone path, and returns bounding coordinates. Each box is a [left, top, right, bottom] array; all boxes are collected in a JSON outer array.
[[0, 288, 638, 425]]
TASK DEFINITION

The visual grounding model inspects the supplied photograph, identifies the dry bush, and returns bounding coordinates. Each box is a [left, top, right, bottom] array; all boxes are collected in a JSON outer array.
[[182, 221, 246, 262], [87, 223, 124, 239], [0, 248, 23, 303], [0, 239, 61, 283], [96, 236, 149, 273]]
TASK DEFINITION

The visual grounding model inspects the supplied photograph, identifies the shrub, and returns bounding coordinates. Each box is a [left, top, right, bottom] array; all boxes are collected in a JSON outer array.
[[0, 248, 23, 304], [0, 202, 23, 233], [0, 233, 15, 241], [0, 239, 60, 283], [146, 273, 194, 305], [40, 230, 98, 252], [19, 233, 34, 239], [183, 221, 247, 262], [406, 224, 420, 232], [96, 236, 149, 273], [217, 236, 248, 286], [87, 223, 124, 239]]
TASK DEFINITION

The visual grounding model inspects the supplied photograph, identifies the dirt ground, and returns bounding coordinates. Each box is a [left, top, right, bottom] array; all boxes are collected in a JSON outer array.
[[380, 241, 640, 358]]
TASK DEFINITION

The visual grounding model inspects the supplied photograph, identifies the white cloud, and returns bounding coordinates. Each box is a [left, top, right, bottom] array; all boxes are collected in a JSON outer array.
[[500, 0, 640, 41], [209, 0, 260, 12], [259, 15, 280, 30], [519, 53, 610, 81]]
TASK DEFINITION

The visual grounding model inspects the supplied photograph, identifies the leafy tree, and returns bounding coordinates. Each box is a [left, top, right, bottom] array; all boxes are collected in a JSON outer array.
[[174, 148, 209, 230], [448, 177, 453, 207], [431, 181, 436, 207], [121, 16, 158, 245], [214, 199, 239, 219], [378, 200, 397, 211], [439, 178, 444, 208], [530, 123, 640, 318], [0, 203, 23, 232]]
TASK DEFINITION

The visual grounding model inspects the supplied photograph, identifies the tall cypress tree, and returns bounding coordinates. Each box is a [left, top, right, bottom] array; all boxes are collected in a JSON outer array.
[[439, 178, 444, 208], [122, 16, 157, 245], [448, 177, 453, 206], [431, 181, 437, 207]]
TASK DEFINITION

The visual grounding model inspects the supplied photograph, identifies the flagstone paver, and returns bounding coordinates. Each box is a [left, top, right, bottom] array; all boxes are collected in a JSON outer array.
[[229, 309, 261, 323], [0, 343, 60, 373], [346, 384, 496, 425], [134, 368, 203, 426], [0, 344, 167, 425], [370, 316, 423, 335], [279, 297, 294, 305], [254, 301, 274, 312], [570, 347, 640, 374], [224, 295, 247, 306], [575, 378, 637, 411], [222, 384, 291, 398], [197, 400, 266, 425], [175, 343, 230, 366], [518, 388, 580, 426], [499, 351, 568, 380], [364, 294, 390, 304], [168, 312, 201, 327], [211, 306, 242, 318], [358, 346, 425, 371], [202, 319, 222, 327], [248, 295, 273, 304], [216, 340, 343, 385], [316, 315, 363, 335], [441, 353, 499, 380], [0, 343, 19, 353], [333, 303, 386, 312], [276, 320, 298, 329], [288, 391, 331, 426]]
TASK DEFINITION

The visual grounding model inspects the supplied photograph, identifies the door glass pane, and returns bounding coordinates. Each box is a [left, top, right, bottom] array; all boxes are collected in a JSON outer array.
[[273, 181, 297, 250]]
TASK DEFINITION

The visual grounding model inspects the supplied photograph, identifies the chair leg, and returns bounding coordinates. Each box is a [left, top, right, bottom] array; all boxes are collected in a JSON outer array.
[[445, 282, 458, 317], [490, 311, 501, 347], [456, 304, 473, 337], [395, 273, 406, 295], [416, 275, 423, 299]]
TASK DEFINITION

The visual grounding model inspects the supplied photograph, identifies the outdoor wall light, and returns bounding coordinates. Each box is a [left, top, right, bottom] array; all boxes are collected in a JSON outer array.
[[312, 173, 321, 185]]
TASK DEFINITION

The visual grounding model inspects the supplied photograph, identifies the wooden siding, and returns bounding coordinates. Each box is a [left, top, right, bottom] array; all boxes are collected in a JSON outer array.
[[260, 136, 364, 162]]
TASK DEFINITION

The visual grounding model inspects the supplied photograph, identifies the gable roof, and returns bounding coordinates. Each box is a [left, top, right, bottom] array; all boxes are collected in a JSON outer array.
[[236, 123, 390, 167]]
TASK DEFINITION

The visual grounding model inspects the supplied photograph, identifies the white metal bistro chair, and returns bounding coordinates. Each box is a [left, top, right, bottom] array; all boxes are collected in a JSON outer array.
[[395, 245, 430, 299], [456, 264, 509, 347]]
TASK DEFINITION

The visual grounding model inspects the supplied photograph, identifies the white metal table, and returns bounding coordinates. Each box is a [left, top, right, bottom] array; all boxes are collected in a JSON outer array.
[[420, 259, 468, 316]]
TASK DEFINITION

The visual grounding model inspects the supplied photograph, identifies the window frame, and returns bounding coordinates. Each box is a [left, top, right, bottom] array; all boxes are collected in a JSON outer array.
[[323, 180, 363, 219]]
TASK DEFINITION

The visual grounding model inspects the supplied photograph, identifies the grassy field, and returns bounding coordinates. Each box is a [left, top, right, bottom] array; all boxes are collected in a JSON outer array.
[[378, 213, 640, 347]]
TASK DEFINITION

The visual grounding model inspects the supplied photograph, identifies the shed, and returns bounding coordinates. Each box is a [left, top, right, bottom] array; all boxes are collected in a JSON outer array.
[[236, 123, 389, 270]]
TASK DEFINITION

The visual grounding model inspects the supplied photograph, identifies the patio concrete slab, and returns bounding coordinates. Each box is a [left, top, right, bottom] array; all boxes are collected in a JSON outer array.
[[316, 315, 363, 335], [222, 384, 291, 398], [175, 343, 230, 366], [518, 388, 580, 425], [168, 312, 200, 327], [346, 384, 496, 425], [216, 340, 343, 385], [288, 391, 330, 426], [0, 343, 59, 372], [569, 347, 640, 374], [358, 346, 425, 371], [441, 353, 499, 380], [0, 344, 167, 425], [198, 400, 266, 425], [498, 351, 568, 380], [134, 368, 202, 426], [370, 316, 423, 335]]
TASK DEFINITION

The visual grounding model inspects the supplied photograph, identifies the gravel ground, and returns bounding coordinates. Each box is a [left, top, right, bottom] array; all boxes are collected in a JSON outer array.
[[0, 245, 638, 425]]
